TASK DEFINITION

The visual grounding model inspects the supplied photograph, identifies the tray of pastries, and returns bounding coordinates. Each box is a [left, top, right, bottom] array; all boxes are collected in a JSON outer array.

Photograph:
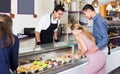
[[17, 52, 72, 74]]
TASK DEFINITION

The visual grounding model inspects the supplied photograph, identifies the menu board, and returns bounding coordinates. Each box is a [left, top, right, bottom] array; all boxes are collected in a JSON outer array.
[[18, 0, 34, 14], [0, 0, 11, 13]]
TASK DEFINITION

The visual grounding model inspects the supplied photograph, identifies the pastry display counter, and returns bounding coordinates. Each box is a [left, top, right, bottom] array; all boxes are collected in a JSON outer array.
[[17, 41, 87, 74], [17, 39, 120, 74], [108, 23, 120, 50]]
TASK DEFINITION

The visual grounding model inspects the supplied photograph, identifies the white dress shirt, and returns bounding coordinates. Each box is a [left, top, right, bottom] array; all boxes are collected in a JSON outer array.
[[35, 14, 60, 33]]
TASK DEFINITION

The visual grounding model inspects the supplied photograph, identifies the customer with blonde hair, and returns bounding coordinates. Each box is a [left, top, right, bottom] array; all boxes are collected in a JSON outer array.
[[70, 23, 106, 74]]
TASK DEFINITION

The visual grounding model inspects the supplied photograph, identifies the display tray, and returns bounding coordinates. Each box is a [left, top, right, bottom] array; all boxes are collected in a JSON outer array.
[[18, 53, 73, 74], [17, 61, 71, 74], [17, 58, 87, 74], [42, 58, 87, 74]]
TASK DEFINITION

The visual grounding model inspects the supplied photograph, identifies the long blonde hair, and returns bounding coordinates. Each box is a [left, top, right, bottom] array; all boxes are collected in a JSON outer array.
[[70, 23, 95, 43]]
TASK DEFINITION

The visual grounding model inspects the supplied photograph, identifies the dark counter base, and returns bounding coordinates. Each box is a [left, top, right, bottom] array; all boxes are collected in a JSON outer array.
[[108, 66, 120, 74]]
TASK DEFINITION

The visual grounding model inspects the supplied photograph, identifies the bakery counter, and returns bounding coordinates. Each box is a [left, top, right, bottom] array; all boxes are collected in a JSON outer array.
[[19, 37, 35, 54], [18, 39, 120, 74], [17, 41, 88, 74], [18, 42, 72, 74]]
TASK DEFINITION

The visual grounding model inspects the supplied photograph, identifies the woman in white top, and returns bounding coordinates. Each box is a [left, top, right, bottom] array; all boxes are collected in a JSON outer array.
[[35, 5, 64, 45]]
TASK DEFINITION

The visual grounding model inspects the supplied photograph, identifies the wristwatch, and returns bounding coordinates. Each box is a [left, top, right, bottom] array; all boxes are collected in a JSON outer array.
[[55, 39, 59, 42], [36, 42, 40, 45]]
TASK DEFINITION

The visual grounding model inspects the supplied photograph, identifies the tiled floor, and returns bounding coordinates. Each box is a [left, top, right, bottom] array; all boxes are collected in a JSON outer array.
[[108, 67, 120, 74]]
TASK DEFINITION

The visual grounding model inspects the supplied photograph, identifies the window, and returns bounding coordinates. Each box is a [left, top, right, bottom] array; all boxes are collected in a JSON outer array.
[[0, 0, 11, 13], [18, 0, 34, 14]]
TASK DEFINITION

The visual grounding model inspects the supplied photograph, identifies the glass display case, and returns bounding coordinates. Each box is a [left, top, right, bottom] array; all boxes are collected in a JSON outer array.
[[17, 41, 87, 74], [108, 21, 120, 49]]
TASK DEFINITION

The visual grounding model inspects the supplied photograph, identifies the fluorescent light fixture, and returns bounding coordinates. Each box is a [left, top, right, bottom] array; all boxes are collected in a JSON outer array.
[[106, 3, 113, 11]]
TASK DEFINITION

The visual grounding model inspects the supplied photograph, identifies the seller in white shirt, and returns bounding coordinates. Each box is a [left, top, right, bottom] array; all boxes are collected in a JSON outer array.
[[35, 5, 65, 45]]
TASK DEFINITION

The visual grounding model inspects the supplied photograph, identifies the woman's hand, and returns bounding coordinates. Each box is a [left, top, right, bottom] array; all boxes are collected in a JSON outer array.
[[75, 51, 81, 60]]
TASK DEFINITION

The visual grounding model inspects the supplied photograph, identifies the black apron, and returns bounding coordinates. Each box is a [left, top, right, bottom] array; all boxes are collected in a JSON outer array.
[[40, 14, 58, 44]]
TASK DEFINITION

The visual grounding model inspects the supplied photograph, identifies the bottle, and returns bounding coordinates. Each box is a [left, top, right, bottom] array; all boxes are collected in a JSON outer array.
[[59, 1, 62, 6], [59, 1, 65, 8], [61, 24, 64, 34], [54, 0, 57, 7], [62, 1, 65, 8]]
